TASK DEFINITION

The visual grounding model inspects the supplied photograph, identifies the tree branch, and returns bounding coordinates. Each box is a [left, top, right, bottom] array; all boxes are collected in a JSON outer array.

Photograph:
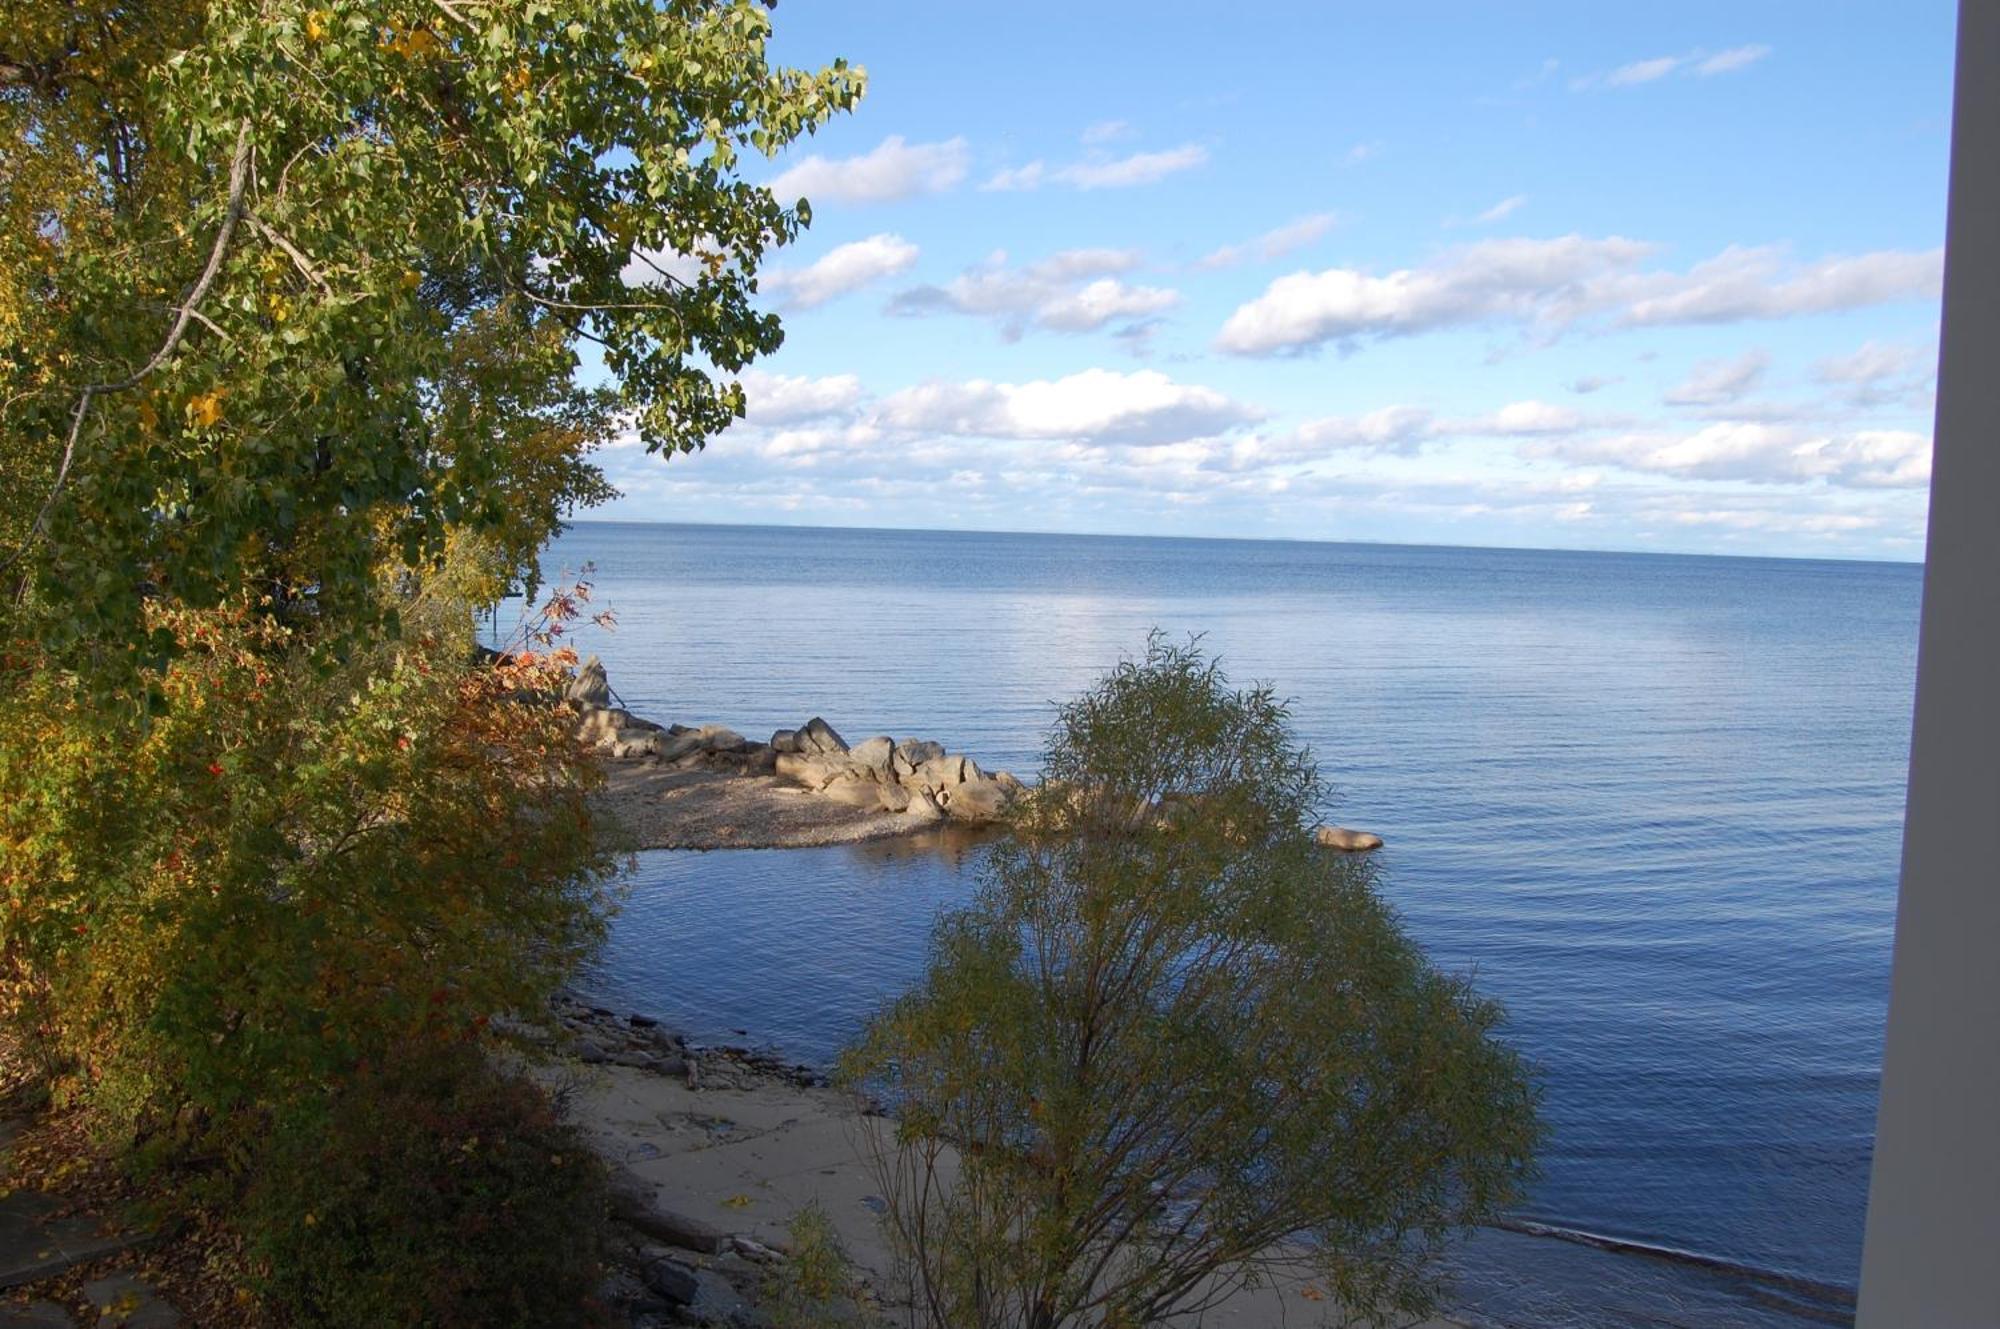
[[2, 121, 254, 583]]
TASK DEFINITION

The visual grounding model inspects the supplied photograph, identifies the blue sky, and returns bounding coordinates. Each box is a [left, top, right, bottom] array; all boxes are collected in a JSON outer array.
[[597, 1, 1957, 560]]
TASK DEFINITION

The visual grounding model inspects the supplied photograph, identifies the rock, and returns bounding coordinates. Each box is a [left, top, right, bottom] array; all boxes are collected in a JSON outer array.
[[611, 735, 662, 760], [1314, 825, 1384, 852], [567, 655, 612, 707], [896, 738, 945, 768], [769, 729, 799, 754], [993, 770, 1025, 794], [875, 782, 912, 813], [775, 752, 863, 790], [913, 755, 963, 789], [606, 1170, 729, 1253], [849, 735, 896, 777], [903, 787, 945, 823], [945, 776, 1012, 823], [796, 716, 848, 755], [693, 724, 748, 753], [574, 1039, 608, 1064], [644, 1257, 701, 1306], [822, 776, 887, 810], [745, 747, 778, 775]]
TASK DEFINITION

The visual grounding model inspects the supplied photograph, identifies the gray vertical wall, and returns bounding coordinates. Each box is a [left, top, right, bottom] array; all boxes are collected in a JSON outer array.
[[1855, 3, 2000, 1323]]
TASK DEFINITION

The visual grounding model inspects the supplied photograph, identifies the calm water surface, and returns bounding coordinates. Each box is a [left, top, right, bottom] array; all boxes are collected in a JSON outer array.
[[524, 521, 1918, 1329]]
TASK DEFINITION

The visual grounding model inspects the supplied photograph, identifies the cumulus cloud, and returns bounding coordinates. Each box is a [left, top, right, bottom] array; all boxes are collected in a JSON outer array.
[[1214, 236, 1942, 356], [1533, 421, 1931, 488], [877, 368, 1261, 446], [982, 144, 1209, 192], [1664, 349, 1770, 405], [1196, 213, 1339, 270], [888, 249, 1178, 338], [734, 370, 866, 425], [766, 135, 969, 204], [1572, 44, 1772, 90], [762, 234, 918, 308], [1214, 234, 1656, 354]]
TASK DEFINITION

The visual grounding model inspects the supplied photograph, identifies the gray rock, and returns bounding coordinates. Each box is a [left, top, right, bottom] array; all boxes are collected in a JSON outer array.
[[769, 729, 800, 754], [797, 717, 848, 755], [945, 777, 1012, 823], [822, 776, 887, 810], [903, 787, 945, 823], [567, 655, 612, 707], [896, 738, 946, 768], [644, 1257, 701, 1305], [1314, 825, 1384, 852], [993, 770, 1026, 794], [848, 735, 896, 777], [875, 782, 912, 813], [574, 1039, 608, 1064], [693, 724, 748, 753], [915, 754, 970, 788]]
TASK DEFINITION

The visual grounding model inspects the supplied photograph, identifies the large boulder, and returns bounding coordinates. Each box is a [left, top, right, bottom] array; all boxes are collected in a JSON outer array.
[[567, 655, 612, 707], [776, 752, 871, 791], [903, 786, 945, 823], [690, 724, 748, 753], [875, 781, 913, 813], [944, 776, 1012, 823], [797, 716, 848, 756], [849, 735, 896, 778], [769, 728, 800, 754], [822, 775, 887, 810], [1314, 825, 1384, 852]]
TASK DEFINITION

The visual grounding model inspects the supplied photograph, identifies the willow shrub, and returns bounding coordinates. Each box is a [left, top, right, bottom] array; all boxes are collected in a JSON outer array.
[[0, 589, 619, 1158], [841, 637, 1541, 1329]]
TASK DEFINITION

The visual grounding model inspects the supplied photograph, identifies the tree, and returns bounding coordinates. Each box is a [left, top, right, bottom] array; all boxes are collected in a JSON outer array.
[[1, 0, 862, 664], [841, 637, 1540, 1329]]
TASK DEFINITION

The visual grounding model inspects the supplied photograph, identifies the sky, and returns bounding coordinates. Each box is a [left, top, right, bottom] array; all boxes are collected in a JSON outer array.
[[593, 1, 1958, 561]]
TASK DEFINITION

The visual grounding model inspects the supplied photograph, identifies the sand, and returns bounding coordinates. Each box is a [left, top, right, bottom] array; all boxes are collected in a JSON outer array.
[[593, 761, 920, 851], [564, 1050, 1465, 1329]]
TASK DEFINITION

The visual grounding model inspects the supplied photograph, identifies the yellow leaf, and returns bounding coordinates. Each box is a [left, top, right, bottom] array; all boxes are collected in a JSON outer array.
[[305, 10, 326, 41], [186, 390, 224, 428], [722, 1194, 754, 1209]]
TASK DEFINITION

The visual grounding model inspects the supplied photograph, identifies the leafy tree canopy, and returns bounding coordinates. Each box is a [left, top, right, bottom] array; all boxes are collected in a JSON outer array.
[[843, 637, 1541, 1328], [1, 0, 862, 671]]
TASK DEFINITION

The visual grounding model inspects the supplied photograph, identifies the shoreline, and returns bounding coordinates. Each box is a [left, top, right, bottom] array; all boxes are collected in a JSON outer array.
[[546, 995, 1471, 1329]]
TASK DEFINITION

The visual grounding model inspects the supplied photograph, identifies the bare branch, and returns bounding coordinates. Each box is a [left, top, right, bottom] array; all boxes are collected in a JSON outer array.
[[249, 211, 332, 292]]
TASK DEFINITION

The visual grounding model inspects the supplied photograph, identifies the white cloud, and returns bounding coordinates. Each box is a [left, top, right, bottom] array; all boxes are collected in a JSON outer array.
[[877, 369, 1262, 446], [1197, 213, 1339, 270], [1815, 340, 1925, 385], [1695, 45, 1773, 76], [980, 143, 1209, 193], [762, 234, 919, 308], [766, 135, 969, 204], [980, 161, 1048, 192], [1080, 119, 1136, 144], [1058, 144, 1208, 189], [734, 370, 866, 425], [1214, 236, 1942, 356], [1214, 234, 1655, 354], [1664, 349, 1771, 405], [1618, 247, 1942, 325], [1573, 44, 1771, 90], [1534, 421, 1931, 488], [889, 249, 1177, 337], [1037, 279, 1181, 331], [1570, 374, 1622, 394], [1475, 195, 1528, 224], [1342, 141, 1383, 166]]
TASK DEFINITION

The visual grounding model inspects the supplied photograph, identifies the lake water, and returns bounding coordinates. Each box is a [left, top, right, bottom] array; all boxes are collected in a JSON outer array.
[[522, 520, 1919, 1329]]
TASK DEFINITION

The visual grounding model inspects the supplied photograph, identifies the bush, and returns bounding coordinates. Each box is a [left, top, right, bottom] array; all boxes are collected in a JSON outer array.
[[840, 636, 1540, 1329], [0, 562, 618, 1154], [243, 1043, 610, 1328]]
